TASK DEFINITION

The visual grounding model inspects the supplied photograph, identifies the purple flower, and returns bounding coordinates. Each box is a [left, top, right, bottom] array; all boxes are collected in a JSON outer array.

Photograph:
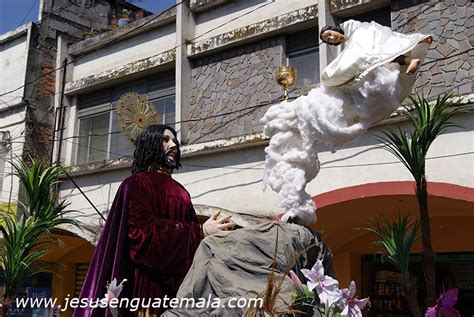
[[301, 260, 342, 307], [104, 278, 127, 317], [105, 278, 127, 300], [425, 288, 460, 317], [340, 281, 370, 317]]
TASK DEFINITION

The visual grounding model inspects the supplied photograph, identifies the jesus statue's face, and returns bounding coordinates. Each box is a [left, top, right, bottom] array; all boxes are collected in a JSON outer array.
[[321, 30, 345, 45], [162, 129, 178, 163]]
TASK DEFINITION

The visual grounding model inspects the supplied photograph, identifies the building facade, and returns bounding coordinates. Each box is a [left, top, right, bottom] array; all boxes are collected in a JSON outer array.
[[2, 0, 472, 315]]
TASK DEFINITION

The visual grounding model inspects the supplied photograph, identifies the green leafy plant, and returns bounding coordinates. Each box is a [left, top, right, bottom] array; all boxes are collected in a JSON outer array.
[[362, 215, 419, 274], [362, 214, 421, 316], [377, 92, 472, 307], [0, 161, 80, 316]]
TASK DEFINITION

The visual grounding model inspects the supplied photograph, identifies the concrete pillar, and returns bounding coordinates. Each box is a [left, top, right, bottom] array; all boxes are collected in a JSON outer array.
[[52, 34, 72, 165], [175, 0, 196, 144], [318, 0, 339, 71]]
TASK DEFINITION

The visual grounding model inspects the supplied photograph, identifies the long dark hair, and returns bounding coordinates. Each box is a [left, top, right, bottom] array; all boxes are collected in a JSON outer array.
[[132, 124, 181, 173], [319, 25, 345, 46]]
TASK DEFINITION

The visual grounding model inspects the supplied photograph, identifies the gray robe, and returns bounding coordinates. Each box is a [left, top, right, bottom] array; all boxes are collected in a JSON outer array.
[[163, 221, 333, 316]]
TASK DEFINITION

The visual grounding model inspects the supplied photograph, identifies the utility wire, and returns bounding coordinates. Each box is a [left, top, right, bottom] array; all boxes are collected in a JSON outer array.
[[64, 171, 106, 221], [2, 3, 472, 157], [422, 48, 473, 66], [0, 1, 184, 98], [17, 0, 39, 27], [36, 1, 74, 26], [62, 136, 474, 172], [59, 93, 285, 160], [62, 95, 284, 140], [2, 0, 470, 101], [16, 0, 73, 29], [61, 67, 473, 142], [0, 0, 273, 99]]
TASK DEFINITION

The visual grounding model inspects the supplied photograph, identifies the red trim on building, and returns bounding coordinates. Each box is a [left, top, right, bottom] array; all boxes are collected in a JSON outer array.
[[313, 181, 474, 208]]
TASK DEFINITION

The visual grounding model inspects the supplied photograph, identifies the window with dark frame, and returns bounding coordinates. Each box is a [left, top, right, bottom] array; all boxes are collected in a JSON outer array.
[[286, 27, 320, 87], [76, 71, 175, 165]]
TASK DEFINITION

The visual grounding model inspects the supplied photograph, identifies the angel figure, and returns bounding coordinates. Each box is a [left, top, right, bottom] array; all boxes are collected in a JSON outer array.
[[319, 19, 433, 87]]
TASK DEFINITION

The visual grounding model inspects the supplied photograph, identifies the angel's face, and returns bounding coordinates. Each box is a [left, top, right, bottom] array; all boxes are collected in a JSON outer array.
[[321, 30, 345, 44]]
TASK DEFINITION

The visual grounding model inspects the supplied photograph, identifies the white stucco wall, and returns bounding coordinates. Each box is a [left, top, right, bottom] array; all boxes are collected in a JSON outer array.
[[71, 24, 177, 82], [176, 146, 279, 216], [307, 112, 474, 195], [176, 113, 474, 216], [194, 0, 316, 40], [0, 31, 29, 108], [62, 100, 78, 167], [0, 106, 27, 202]]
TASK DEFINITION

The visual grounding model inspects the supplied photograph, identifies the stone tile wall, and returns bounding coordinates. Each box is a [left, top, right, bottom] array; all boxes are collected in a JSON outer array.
[[188, 37, 284, 144], [392, 0, 473, 99]]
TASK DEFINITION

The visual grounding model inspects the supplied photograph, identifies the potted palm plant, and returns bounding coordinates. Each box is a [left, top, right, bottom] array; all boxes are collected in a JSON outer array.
[[362, 215, 421, 316], [0, 161, 80, 316]]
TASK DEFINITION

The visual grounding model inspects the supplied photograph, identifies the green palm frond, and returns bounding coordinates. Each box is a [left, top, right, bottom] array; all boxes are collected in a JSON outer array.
[[10, 161, 69, 218], [362, 214, 419, 274], [377, 92, 472, 183], [378, 127, 424, 181], [0, 160, 82, 300]]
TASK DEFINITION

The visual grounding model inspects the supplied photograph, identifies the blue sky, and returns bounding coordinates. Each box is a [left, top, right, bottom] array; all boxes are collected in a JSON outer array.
[[0, 0, 176, 35]]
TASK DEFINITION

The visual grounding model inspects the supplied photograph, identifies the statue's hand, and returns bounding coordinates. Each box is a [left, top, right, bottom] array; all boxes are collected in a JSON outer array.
[[203, 211, 235, 236]]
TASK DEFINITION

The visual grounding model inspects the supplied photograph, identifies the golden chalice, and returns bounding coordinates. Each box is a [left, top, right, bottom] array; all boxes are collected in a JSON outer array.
[[275, 66, 296, 100]]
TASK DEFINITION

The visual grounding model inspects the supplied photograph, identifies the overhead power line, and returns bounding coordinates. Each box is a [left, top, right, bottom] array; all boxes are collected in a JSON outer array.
[[0, 1, 184, 98], [62, 136, 474, 172], [17, 0, 40, 27], [36, 1, 74, 25], [0, 0, 275, 99]]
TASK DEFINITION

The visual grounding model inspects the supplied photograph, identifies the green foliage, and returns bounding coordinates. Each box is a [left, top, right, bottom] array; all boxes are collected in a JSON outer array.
[[362, 214, 419, 274], [291, 283, 315, 303], [377, 93, 470, 183], [0, 161, 80, 300]]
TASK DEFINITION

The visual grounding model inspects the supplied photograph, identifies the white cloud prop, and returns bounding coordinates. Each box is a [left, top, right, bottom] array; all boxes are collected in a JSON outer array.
[[261, 64, 403, 225]]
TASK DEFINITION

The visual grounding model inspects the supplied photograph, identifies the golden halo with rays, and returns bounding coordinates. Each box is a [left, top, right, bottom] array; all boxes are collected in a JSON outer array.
[[116, 92, 160, 144]]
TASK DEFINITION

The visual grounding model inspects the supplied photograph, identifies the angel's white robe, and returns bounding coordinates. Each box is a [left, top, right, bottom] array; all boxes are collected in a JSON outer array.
[[321, 19, 431, 89]]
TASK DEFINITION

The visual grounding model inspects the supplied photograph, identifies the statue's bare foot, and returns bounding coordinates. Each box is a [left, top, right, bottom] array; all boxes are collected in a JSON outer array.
[[406, 58, 421, 75]]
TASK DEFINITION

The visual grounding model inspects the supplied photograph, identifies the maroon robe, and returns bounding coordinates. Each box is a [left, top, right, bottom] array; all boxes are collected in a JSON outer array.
[[73, 171, 203, 317], [127, 171, 203, 315]]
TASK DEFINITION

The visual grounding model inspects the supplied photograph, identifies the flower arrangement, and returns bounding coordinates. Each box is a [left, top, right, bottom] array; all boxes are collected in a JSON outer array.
[[290, 260, 370, 316]]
